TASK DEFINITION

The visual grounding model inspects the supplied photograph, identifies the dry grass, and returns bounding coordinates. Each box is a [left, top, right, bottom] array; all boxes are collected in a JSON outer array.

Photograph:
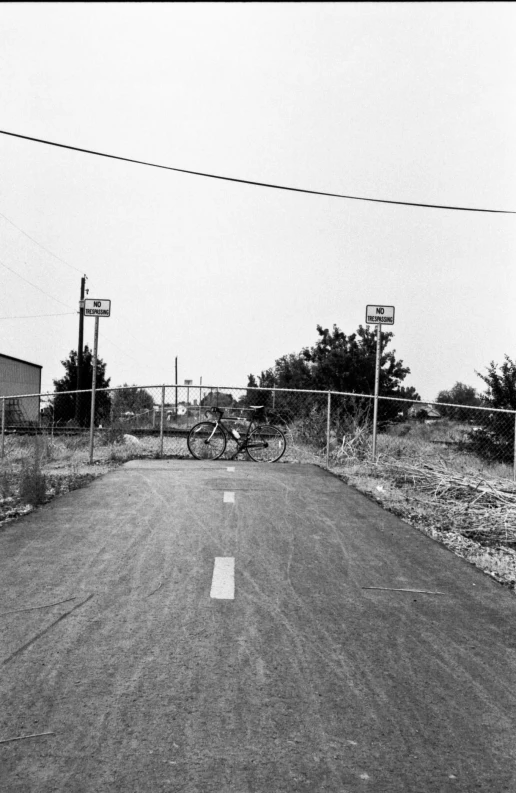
[[319, 421, 516, 592], [0, 433, 129, 527]]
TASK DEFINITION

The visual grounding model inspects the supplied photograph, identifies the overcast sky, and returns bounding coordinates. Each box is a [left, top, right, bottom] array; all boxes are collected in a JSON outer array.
[[1, 3, 514, 400]]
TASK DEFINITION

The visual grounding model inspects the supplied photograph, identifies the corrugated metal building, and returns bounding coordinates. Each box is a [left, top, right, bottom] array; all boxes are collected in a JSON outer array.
[[0, 353, 42, 424]]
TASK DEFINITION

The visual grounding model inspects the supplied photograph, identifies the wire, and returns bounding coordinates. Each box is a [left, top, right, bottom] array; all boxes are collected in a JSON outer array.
[[100, 333, 145, 364], [1, 129, 514, 215], [0, 312, 76, 319], [0, 257, 75, 310], [0, 211, 84, 275]]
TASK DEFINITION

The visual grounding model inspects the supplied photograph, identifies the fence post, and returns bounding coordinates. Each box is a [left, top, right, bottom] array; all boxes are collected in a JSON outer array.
[[513, 412, 516, 483], [326, 391, 331, 469], [1, 398, 4, 459], [159, 386, 165, 458]]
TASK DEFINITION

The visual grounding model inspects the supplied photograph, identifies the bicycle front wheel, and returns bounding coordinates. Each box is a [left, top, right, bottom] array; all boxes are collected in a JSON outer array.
[[246, 424, 286, 463], [188, 422, 227, 460]]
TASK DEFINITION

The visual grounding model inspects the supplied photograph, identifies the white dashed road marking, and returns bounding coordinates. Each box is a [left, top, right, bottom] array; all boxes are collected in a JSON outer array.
[[210, 557, 235, 599], [223, 491, 235, 503], [226, 467, 235, 472]]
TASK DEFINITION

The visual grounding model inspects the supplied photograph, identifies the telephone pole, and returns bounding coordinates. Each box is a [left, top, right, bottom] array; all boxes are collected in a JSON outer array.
[[75, 275, 86, 425]]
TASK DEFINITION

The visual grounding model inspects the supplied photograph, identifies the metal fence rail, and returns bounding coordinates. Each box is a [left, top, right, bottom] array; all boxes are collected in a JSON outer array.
[[1, 383, 515, 480]]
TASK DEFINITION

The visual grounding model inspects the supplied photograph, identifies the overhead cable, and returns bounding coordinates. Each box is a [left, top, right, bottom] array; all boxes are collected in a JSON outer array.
[[0, 312, 76, 319], [0, 257, 75, 310], [0, 211, 84, 274], [0, 129, 513, 215]]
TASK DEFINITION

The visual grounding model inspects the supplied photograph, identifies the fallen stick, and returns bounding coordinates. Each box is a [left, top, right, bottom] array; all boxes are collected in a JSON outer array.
[[0, 731, 54, 745], [146, 583, 163, 598], [2, 594, 94, 666], [362, 587, 446, 595], [0, 597, 76, 617]]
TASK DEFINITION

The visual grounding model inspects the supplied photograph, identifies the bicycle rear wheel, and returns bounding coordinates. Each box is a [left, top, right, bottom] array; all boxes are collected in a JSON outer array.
[[246, 424, 286, 463], [188, 422, 227, 460]]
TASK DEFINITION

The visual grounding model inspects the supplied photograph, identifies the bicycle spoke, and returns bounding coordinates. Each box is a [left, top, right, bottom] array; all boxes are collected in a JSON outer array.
[[246, 425, 286, 463], [187, 422, 226, 460]]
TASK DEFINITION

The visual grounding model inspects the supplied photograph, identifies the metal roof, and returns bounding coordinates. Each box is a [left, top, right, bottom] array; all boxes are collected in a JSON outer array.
[[0, 353, 42, 369]]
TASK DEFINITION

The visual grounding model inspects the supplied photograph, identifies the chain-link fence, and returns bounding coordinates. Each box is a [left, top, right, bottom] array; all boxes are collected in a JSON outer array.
[[1, 384, 515, 480]]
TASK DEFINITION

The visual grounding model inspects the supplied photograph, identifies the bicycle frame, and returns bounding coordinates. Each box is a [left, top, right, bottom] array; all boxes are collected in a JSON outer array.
[[206, 408, 264, 458], [188, 405, 286, 463]]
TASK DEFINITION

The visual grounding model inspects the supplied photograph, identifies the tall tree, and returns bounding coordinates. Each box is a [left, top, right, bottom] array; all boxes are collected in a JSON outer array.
[[436, 382, 481, 421], [247, 324, 418, 421], [304, 324, 412, 396], [201, 390, 234, 408], [112, 385, 154, 418], [476, 356, 516, 410], [53, 347, 111, 426], [470, 357, 516, 463]]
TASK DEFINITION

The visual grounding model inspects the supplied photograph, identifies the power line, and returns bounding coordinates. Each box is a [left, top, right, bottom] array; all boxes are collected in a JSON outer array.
[[0, 257, 75, 310], [1, 129, 514, 215], [0, 312, 76, 319], [0, 211, 83, 275], [100, 333, 144, 365]]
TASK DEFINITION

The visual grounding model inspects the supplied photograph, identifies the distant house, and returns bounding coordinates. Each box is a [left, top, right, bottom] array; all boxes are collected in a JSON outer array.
[[408, 403, 441, 421], [0, 353, 42, 424]]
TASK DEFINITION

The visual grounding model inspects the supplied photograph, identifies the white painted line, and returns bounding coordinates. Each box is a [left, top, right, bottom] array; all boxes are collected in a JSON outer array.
[[223, 491, 235, 503], [226, 467, 235, 472], [210, 557, 235, 599]]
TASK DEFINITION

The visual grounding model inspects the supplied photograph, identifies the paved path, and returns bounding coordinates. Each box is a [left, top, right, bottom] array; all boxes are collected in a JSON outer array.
[[1, 460, 515, 792]]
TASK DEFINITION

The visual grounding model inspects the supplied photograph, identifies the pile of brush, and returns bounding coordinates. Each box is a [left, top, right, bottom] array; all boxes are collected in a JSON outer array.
[[380, 458, 516, 545]]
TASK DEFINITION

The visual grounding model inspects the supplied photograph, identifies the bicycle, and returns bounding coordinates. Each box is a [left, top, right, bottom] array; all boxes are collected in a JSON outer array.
[[187, 406, 287, 463]]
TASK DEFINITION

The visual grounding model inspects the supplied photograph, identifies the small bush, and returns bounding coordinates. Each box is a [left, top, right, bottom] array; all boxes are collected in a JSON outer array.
[[293, 407, 329, 449], [63, 434, 88, 454], [19, 461, 47, 506], [99, 424, 126, 446], [0, 469, 14, 500], [107, 445, 133, 463]]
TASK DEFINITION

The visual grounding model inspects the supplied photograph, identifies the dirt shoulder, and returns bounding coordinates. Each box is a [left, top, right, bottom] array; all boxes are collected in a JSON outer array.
[[0, 459, 123, 531], [324, 459, 516, 593]]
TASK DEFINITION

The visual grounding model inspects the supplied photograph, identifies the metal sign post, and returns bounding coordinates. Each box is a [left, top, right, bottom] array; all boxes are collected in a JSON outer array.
[[85, 299, 111, 464], [366, 305, 395, 460], [372, 324, 382, 459], [88, 316, 99, 464]]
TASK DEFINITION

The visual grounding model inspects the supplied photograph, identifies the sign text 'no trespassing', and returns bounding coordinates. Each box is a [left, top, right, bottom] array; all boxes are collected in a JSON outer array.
[[365, 305, 395, 325], [84, 299, 111, 318]]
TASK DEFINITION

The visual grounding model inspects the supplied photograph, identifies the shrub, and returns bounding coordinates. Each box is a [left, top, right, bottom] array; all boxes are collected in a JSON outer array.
[[0, 469, 14, 500], [19, 460, 47, 506], [292, 406, 328, 450], [99, 424, 126, 446]]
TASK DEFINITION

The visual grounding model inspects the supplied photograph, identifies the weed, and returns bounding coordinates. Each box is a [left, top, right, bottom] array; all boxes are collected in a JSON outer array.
[[100, 424, 126, 446], [19, 460, 47, 506], [107, 445, 132, 463], [0, 469, 14, 500], [63, 435, 89, 454]]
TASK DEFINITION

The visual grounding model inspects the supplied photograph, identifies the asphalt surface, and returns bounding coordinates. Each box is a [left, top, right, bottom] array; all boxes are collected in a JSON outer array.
[[1, 460, 515, 792]]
